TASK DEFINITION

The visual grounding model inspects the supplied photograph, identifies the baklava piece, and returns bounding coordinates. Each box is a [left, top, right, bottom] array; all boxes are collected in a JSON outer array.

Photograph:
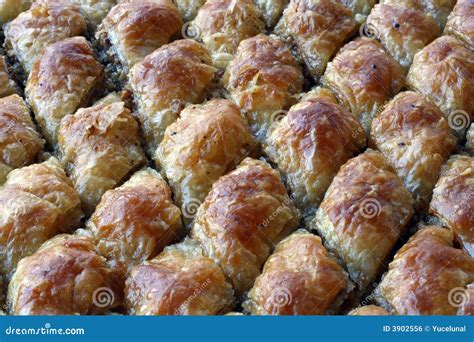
[[129, 39, 216, 154], [380, 0, 456, 29], [243, 230, 351, 315], [374, 226, 474, 315], [0, 0, 32, 25], [190, 0, 264, 69], [58, 101, 146, 215], [26, 37, 104, 145], [265, 87, 366, 218], [0, 95, 44, 183], [125, 238, 234, 315], [429, 155, 474, 257], [4, 2, 87, 73], [254, 0, 288, 28], [156, 99, 258, 225], [0, 157, 82, 278], [365, 3, 440, 70], [322, 39, 405, 134], [191, 158, 300, 295], [0, 56, 19, 98], [370, 91, 457, 212], [223, 34, 304, 141], [87, 168, 183, 281], [96, 0, 182, 77], [444, 0, 474, 51], [311, 150, 414, 292], [407, 36, 474, 133], [275, 0, 357, 79], [8, 235, 121, 315], [348, 305, 390, 315]]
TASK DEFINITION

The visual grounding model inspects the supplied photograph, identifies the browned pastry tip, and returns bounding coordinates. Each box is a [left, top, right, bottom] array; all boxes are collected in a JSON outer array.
[[348, 305, 390, 315], [156, 98, 258, 226], [244, 230, 352, 315], [444, 0, 474, 51], [311, 149, 414, 291], [7, 234, 121, 315], [125, 238, 234, 315], [370, 91, 457, 212], [374, 226, 474, 315], [26, 36, 104, 145], [87, 168, 183, 281], [429, 155, 474, 257], [275, 0, 357, 79], [191, 157, 300, 295], [58, 101, 146, 215], [223, 34, 304, 141], [129, 39, 216, 154], [322, 38, 405, 135]]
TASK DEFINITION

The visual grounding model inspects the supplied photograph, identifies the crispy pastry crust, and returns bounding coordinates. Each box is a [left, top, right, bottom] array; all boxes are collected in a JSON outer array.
[[191, 158, 300, 295], [265, 87, 366, 218], [0, 158, 82, 278], [87, 168, 183, 280], [254, 0, 289, 27], [223, 34, 304, 140], [97, 0, 183, 72], [243, 230, 351, 315], [275, 0, 357, 79], [374, 226, 474, 315], [173, 0, 206, 21], [366, 3, 440, 70], [4, 3, 87, 73], [191, 0, 264, 69], [0, 56, 18, 98], [407, 36, 474, 125], [0, 0, 33, 25], [311, 150, 414, 291], [125, 239, 234, 315], [340, 0, 376, 19], [0, 95, 44, 170], [156, 99, 258, 225], [7, 234, 121, 315], [370, 91, 457, 212], [322, 39, 405, 134], [26, 37, 104, 145], [58, 101, 146, 215], [429, 155, 474, 257], [444, 0, 474, 51], [348, 305, 390, 315], [467, 123, 474, 153], [129, 39, 216, 154]]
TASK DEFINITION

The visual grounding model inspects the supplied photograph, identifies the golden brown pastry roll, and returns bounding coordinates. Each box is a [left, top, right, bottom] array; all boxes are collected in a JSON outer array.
[[348, 305, 390, 315], [444, 0, 474, 51], [87, 168, 183, 280], [0, 0, 32, 25], [7, 234, 121, 315], [0, 157, 83, 278], [380, 0, 456, 29], [243, 230, 351, 315], [0, 95, 44, 172], [58, 101, 146, 215], [467, 123, 474, 153], [97, 0, 182, 75], [156, 99, 258, 225], [191, 158, 300, 295], [0, 56, 18, 98], [407, 36, 474, 129], [190, 0, 264, 69], [254, 0, 288, 27], [223, 34, 304, 140], [4, 2, 87, 73], [429, 155, 474, 257], [340, 0, 375, 21], [125, 238, 234, 315], [26, 37, 104, 145], [322, 39, 405, 134], [374, 226, 474, 315], [365, 3, 440, 70], [129, 39, 216, 154], [311, 150, 414, 291], [370, 91, 457, 212], [275, 0, 357, 79], [264, 87, 366, 218], [173, 0, 206, 21]]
